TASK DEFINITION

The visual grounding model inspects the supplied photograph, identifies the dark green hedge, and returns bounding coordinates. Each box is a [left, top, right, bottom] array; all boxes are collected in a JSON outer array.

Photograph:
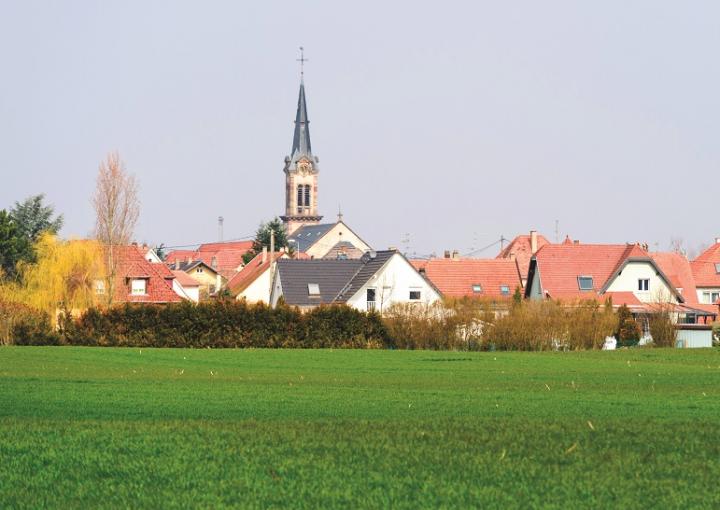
[[59, 301, 390, 349]]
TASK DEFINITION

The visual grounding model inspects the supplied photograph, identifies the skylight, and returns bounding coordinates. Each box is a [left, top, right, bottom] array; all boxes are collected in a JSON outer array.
[[472, 284, 482, 293], [578, 276, 593, 291], [308, 283, 320, 296], [500, 285, 510, 295]]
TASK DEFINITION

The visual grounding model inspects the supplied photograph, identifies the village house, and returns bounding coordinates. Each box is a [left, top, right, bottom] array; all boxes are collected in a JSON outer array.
[[103, 245, 182, 304], [411, 256, 523, 300], [227, 249, 288, 304], [167, 259, 222, 297], [524, 242, 717, 328], [270, 249, 441, 312], [690, 239, 720, 306]]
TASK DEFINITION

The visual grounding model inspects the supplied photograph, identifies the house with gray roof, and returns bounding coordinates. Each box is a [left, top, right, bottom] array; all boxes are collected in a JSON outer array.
[[270, 249, 442, 313], [287, 219, 372, 260]]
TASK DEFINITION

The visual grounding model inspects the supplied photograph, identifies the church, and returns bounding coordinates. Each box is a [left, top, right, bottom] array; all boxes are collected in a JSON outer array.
[[279, 71, 371, 260]]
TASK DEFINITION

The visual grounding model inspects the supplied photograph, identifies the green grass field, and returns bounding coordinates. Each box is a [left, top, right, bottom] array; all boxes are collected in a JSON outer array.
[[1, 347, 719, 509]]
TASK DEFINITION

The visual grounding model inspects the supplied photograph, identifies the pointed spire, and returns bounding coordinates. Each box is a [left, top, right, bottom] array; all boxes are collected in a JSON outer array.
[[291, 80, 312, 159]]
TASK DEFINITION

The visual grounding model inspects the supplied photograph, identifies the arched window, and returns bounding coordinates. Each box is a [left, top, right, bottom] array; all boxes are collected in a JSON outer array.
[[304, 185, 311, 208], [297, 185, 303, 213]]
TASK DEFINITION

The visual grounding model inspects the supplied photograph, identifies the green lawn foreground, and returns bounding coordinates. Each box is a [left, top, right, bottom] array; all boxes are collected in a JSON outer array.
[[1, 347, 719, 509]]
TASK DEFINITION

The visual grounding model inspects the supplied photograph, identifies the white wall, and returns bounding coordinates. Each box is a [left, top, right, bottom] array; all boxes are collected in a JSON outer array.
[[605, 261, 678, 303], [172, 280, 199, 303], [345, 254, 441, 313], [237, 265, 274, 304]]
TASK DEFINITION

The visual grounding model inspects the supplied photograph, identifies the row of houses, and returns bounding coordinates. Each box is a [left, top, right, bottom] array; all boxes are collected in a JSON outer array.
[[119, 227, 720, 328]]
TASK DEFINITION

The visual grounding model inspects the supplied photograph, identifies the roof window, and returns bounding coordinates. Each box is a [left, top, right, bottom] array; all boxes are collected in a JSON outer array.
[[472, 284, 482, 293], [500, 285, 510, 295], [715, 263, 720, 274], [308, 283, 320, 296], [578, 276, 593, 291]]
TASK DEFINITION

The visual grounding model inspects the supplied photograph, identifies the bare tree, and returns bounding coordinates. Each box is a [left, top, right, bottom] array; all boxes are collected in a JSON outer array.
[[92, 151, 140, 303], [669, 237, 686, 257]]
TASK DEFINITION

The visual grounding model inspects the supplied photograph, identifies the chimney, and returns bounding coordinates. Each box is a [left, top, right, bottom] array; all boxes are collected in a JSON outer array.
[[444, 250, 451, 259], [451, 250, 460, 260], [573, 240, 579, 245], [715, 237, 720, 244], [530, 230, 538, 254], [187, 256, 192, 264], [262, 246, 268, 264]]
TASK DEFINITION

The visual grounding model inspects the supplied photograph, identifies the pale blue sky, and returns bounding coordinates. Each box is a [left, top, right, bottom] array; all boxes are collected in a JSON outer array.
[[1, 1, 718, 256]]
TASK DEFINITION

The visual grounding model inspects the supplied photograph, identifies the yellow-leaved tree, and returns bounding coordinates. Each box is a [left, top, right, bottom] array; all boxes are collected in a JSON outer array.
[[14, 234, 106, 320]]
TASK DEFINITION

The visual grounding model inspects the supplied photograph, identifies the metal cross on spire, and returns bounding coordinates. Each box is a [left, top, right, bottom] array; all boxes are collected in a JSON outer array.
[[297, 46, 308, 79]]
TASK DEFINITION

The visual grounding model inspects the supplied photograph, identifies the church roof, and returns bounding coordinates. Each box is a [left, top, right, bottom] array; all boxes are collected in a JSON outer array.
[[291, 80, 312, 160], [288, 223, 336, 249]]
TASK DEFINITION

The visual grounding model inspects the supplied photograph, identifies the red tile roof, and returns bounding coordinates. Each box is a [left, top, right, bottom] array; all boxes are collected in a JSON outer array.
[[227, 251, 286, 295], [691, 242, 720, 287], [532, 243, 653, 300], [651, 252, 698, 305], [496, 233, 551, 279], [165, 250, 196, 264], [410, 258, 522, 298], [165, 241, 254, 280], [197, 241, 254, 252], [171, 270, 200, 287], [112, 245, 181, 303]]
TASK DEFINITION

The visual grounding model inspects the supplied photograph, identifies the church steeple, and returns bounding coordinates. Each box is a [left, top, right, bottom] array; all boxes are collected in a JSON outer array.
[[280, 64, 323, 235], [291, 81, 312, 159]]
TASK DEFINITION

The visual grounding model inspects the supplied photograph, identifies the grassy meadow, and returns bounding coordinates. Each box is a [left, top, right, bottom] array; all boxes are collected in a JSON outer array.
[[1, 347, 719, 508]]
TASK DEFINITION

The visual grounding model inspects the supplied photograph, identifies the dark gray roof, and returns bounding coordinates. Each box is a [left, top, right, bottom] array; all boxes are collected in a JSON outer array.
[[276, 259, 364, 306], [170, 260, 203, 272], [276, 250, 397, 306], [335, 251, 395, 302], [291, 80, 312, 160], [288, 223, 336, 249]]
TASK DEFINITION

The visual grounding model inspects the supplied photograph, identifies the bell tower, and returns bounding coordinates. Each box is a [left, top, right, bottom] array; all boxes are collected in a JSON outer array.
[[281, 49, 323, 235]]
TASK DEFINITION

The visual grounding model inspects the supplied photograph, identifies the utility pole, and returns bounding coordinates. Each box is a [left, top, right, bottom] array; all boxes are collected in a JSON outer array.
[[269, 228, 276, 299], [218, 216, 224, 242]]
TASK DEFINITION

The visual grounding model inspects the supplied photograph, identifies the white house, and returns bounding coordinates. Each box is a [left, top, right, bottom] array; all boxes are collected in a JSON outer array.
[[270, 249, 441, 312]]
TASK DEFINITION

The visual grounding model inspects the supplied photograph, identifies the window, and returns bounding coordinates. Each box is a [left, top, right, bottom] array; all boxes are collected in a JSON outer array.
[[577, 276, 593, 291], [297, 185, 303, 209], [500, 285, 510, 295], [367, 288, 376, 310], [638, 279, 650, 291], [409, 290, 421, 300], [131, 279, 147, 295], [304, 185, 311, 208], [715, 263, 720, 274], [94, 280, 105, 295], [472, 284, 483, 293], [308, 283, 320, 296]]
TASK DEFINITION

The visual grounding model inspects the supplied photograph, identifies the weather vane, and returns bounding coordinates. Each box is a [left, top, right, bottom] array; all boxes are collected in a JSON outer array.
[[297, 46, 308, 78]]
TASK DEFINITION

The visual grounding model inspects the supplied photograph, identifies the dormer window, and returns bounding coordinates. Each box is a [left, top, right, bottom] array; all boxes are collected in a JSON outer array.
[[308, 283, 320, 296], [131, 279, 147, 295], [472, 284, 483, 293], [578, 276, 593, 291]]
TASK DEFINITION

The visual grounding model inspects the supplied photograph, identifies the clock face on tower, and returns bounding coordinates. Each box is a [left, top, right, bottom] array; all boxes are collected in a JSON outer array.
[[297, 159, 312, 175]]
